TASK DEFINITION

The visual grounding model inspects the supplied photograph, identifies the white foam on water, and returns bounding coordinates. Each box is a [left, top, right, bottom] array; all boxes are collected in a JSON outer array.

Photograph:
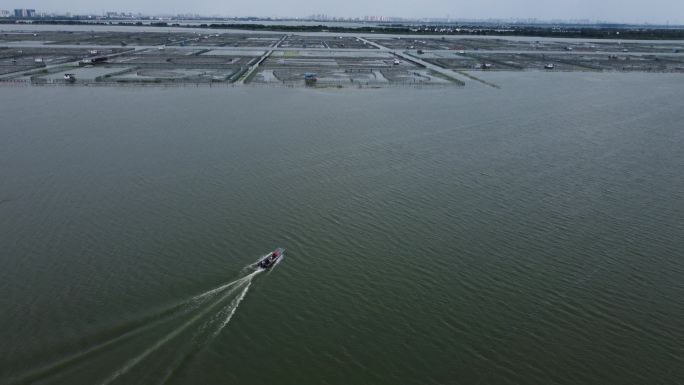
[[192, 252, 273, 304], [8, 292, 211, 385], [212, 279, 253, 338], [97, 280, 251, 385], [157, 275, 259, 385], [13, 255, 275, 385], [98, 267, 267, 385], [190, 274, 252, 302]]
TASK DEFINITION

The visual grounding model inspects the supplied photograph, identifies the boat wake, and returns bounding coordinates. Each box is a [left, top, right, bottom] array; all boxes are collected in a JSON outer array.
[[8, 254, 277, 385], [98, 269, 262, 385]]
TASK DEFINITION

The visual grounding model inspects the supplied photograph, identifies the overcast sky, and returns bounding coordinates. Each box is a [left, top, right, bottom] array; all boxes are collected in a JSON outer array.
[[4, 0, 683, 24]]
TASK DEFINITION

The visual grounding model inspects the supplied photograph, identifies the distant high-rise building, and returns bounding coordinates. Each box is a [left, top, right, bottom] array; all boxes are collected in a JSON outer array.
[[0, 10, 11, 17], [13, 8, 36, 17]]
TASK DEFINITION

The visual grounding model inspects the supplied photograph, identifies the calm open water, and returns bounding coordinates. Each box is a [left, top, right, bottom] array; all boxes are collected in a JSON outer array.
[[1, 73, 683, 385]]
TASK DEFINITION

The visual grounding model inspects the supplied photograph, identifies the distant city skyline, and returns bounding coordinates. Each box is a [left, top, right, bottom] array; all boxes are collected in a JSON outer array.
[[2, 0, 683, 25]]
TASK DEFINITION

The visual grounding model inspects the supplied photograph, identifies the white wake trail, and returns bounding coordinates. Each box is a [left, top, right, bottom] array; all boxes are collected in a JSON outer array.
[[97, 271, 260, 385], [189, 273, 254, 303], [190, 253, 271, 304], [8, 282, 233, 385], [157, 276, 259, 385], [12, 257, 270, 385], [212, 280, 253, 338]]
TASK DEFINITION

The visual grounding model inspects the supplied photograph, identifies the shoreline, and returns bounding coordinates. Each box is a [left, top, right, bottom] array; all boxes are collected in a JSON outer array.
[[3, 19, 684, 40]]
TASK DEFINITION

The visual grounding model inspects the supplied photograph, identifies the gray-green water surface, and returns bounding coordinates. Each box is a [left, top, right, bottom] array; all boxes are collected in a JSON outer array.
[[1, 73, 683, 385]]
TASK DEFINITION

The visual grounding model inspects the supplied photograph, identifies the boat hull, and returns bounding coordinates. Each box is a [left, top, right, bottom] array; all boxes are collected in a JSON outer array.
[[258, 248, 285, 269]]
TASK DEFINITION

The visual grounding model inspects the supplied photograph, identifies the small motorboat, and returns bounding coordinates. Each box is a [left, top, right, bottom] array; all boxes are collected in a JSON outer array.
[[258, 248, 285, 269], [304, 72, 317, 85]]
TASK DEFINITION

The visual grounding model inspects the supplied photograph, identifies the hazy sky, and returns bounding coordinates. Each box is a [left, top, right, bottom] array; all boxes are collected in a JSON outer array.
[[4, 0, 683, 24]]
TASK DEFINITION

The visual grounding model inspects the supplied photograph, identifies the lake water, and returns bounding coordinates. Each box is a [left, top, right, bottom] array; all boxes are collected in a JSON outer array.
[[1, 73, 683, 385]]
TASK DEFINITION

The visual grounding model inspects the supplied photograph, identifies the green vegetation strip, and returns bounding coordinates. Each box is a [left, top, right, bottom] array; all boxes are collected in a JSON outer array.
[[5, 19, 684, 40]]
